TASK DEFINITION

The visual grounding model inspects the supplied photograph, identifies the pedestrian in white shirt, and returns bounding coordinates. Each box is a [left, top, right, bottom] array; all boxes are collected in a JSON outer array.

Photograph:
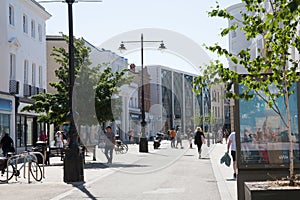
[[227, 131, 237, 179]]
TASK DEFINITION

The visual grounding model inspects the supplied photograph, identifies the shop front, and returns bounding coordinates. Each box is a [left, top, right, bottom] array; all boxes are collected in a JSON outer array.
[[129, 112, 141, 143], [16, 100, 45, 153], [0, 95, 14, 155]]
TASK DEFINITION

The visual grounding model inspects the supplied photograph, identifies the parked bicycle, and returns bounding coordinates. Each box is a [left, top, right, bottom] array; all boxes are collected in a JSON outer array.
[[0, 151, 44, 183], [114, 140, 128, 154]]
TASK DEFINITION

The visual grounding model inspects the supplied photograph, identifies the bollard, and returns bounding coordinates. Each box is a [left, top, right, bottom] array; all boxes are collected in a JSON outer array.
[[207, 132, 210, 147], [93, 145, 96, 161]]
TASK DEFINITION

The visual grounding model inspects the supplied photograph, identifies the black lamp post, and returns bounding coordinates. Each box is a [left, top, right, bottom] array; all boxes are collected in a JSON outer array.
[[119, 34, 166, 152], [38, 0, 102, 182], [63, 0, 84, 183]]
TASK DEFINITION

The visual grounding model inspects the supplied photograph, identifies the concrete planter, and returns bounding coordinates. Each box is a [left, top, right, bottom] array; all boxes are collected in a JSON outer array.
[[244, 181, 300, 200]]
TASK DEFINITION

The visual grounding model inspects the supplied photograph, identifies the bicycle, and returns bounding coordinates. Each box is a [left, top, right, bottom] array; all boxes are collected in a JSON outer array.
[[114, 140, 128, 154], [0, 151, 43, 183]]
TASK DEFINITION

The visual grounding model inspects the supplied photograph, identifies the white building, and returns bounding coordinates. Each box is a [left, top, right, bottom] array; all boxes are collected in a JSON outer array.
[[0, 0, 51, 153], [227, 3, 252, 74]]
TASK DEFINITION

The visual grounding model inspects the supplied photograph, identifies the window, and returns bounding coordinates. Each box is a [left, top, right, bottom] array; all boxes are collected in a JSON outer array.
[[38, 24, 42, 42], [24, 60, 29, 83], [38, 66, 42, 88], [9, 5, 14, 26], [23, 14, 28, 33], [231, 30, 237, 38], [0, 113, 11, 136], [31, 19, 35, 38], [9, 53, 16, 80], [32, 63, 36, 86]]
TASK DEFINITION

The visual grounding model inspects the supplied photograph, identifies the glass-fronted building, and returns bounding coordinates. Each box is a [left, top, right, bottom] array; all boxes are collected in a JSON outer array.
[[147, 65, 210, 135]]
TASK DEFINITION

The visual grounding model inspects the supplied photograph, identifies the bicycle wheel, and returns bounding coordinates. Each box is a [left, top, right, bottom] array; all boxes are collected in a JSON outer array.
[[114, 145, 120, 154], [0, 163, 14, 182], [123, 143, 128, 151], [120, 144, 128, 154], [29, 161, 42, 181]]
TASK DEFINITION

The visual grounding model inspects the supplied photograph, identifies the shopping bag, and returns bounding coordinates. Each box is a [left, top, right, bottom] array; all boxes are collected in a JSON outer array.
[[220, 152, 231, 167]]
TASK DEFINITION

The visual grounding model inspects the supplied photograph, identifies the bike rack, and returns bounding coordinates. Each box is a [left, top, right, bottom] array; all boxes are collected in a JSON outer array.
[[30, 151, 45, 179], [5, 151, 45, 183]]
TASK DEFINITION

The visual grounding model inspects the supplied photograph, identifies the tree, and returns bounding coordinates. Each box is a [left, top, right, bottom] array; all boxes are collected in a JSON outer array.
[[194, 0, 300, 185], [94, 67, 130, 124], [22, 34, 87, 128], [23, 34, 129, 132]]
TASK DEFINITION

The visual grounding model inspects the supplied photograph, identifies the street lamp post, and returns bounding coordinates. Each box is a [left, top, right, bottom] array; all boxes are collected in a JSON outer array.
[[119, 34, 166, 152], [64, 0, 83, 182], [38, 0, 102, 182]]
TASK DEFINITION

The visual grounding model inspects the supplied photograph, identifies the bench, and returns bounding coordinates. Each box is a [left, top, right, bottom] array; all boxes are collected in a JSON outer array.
[[45, 145, 91, 165], [81, 145, 97, 161], [46, 147, 65, 165]]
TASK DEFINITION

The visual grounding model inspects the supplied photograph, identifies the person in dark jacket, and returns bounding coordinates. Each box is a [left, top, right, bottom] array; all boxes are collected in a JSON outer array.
[[194, 127, 205, 159], [0, 133, 14, 157]]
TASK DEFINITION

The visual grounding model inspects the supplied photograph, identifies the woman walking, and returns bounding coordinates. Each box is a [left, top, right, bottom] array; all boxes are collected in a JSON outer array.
[[194, 127, 205, 159]]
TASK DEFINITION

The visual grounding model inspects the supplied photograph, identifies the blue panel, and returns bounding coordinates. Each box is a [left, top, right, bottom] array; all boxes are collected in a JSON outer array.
[[238, 83, 300, 165], [0, 98, 12, 111]]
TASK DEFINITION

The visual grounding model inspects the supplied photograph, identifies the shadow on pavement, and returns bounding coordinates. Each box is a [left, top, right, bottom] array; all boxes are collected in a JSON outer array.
[[71, 183, 99, 200], [84, 162, 109, 169], [104, 163, 150, 168], [183, 154, 195, 157], [200, 157, 211, 160]]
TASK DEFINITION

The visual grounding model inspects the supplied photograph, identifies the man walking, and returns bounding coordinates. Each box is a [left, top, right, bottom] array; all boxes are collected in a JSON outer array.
[[227, 131, 237, 179], [0, 132, 14, 157], [104, 126, 115, 164], [169, 128, 176, 148]]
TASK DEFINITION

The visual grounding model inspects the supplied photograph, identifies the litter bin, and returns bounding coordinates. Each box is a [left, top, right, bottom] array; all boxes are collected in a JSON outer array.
[[33, 141, 47, 164]]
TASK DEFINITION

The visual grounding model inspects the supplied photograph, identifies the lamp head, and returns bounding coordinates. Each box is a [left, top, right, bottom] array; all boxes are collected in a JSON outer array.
[[158, 42, 166, 50], [118, 43, 126, 53]]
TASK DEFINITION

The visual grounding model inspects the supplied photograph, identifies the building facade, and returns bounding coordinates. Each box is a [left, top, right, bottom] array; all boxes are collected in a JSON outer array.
[[146, 65, 209, 136], [0, 0, 51, 153]]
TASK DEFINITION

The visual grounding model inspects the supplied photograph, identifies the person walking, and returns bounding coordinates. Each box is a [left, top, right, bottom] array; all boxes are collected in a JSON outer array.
[[227, 131, 237, 179], [194, 127, 205, 159], [169, 127, 176, 148], [224, 129, 230, 144], [104, 126, 116, 164], [39, 130, 47, 142], [55, 131, 64, 148], [187, 128, 193, 149], [217, 128, 223, 144], [0, 132, 14, 157], [175, 126, 183, 149]]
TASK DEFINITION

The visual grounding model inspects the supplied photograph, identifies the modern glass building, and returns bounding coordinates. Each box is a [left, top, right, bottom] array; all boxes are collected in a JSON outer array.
[[146, 65, 210, 135]]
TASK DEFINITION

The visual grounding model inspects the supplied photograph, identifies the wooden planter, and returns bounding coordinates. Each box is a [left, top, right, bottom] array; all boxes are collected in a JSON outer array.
[[245, 181, 300, 200]]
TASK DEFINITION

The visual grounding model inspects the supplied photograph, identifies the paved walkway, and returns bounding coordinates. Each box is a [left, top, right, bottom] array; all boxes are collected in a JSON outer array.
[[0, 139, 237, 200]]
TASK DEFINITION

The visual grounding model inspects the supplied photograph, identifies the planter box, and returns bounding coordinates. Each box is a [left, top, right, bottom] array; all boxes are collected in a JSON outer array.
[[245, 181, 300, 200]]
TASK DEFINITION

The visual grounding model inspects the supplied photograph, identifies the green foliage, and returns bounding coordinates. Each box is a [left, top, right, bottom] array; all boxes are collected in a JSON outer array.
[[195, 0, 300, 115], [22, 33, 130, 127], [194, 0, 300, 181], [94, 67, 131, 123], [22, 34, 86, 126]]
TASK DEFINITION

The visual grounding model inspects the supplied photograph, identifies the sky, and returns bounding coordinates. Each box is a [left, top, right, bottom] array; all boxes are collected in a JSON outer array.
[[40, 0, 241, 73]]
